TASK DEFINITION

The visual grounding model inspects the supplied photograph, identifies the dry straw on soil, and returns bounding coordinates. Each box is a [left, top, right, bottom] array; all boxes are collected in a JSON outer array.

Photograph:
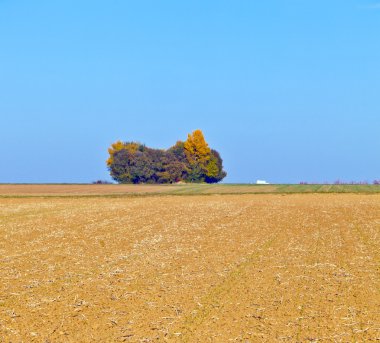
[[1, 193, 380, 342]]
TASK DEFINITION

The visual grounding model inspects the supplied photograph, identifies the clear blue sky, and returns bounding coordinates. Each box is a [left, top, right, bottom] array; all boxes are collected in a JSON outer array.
[[1, 0, 379, 183]]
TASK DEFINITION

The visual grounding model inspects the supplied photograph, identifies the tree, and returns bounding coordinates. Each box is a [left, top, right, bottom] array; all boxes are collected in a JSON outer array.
[[108, 143, 160, 184], [205, 150, 227, 183], [183, 129, 212, 182], [184, 129, 211, 167], [109, 148, 151, 183], [106, 141, 139, 167], [107, 130, 226, 184]]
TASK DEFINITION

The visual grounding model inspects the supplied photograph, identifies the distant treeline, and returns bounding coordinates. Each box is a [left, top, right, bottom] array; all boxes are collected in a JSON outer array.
[[107, 130, 227, 184], [300, 180, 380, 185]]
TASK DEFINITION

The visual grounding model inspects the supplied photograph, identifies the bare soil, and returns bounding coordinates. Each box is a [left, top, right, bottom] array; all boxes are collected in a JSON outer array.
[[0, 184, 175, 196], [1, 183, 379, 197], [1, 194, 380, 342]]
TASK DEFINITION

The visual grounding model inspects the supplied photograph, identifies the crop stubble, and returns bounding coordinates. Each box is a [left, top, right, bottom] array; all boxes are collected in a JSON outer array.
[[0, 194, 380, 342]]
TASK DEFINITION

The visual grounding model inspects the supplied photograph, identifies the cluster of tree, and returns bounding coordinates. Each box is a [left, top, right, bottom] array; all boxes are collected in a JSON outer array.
[[92, 180, 113, 184], [107, 130, 227, 184]]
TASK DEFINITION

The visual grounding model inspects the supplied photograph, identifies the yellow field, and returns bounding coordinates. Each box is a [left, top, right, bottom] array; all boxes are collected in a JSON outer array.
[[1, 193, 380, 342]]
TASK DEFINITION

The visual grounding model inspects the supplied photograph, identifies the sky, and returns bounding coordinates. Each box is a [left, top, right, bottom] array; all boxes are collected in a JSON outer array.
[[0, 0, 379, 184]]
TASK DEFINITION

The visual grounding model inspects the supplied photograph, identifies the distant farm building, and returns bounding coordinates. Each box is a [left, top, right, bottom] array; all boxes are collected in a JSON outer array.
[[256, 180, 269, 185]]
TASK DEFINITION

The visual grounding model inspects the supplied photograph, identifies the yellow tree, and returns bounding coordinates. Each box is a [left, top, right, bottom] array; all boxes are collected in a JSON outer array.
[[184, 130, 211, 179]]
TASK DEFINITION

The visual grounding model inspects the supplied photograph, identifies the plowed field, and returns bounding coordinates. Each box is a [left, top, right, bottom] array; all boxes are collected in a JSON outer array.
[[1, 183, 379, 197], [1, 194, 380, 342]]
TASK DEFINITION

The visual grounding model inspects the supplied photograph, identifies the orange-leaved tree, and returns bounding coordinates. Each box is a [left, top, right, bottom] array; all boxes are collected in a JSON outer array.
[[184, 129, 211, 166], [184, 129, 212, 182]]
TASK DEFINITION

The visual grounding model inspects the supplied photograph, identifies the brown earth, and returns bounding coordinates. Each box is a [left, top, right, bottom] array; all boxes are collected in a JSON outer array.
[[0, 184, 281, 197], [1, 183, 378, 197], [1, 194, 380, 342], [0, 184, 176, 196]]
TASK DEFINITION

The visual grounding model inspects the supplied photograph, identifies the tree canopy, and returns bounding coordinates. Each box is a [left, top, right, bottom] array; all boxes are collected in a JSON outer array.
[[107, 130, 226, 184]]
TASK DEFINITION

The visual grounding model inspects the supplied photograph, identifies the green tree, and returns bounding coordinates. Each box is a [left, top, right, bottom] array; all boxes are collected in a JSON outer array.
[[205, 149, 227, 183]]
